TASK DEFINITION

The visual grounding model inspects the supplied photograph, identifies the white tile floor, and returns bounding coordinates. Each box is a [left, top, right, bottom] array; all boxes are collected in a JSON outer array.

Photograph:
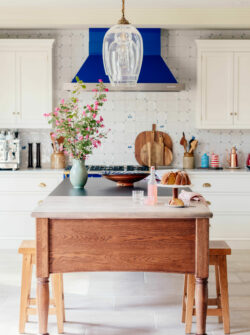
[[0, 250, 250, 335]]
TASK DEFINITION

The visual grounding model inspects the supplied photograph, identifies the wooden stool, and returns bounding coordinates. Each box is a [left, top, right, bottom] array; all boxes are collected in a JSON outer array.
[[182, 240, 231, 334], [18, 240, 65, 334]]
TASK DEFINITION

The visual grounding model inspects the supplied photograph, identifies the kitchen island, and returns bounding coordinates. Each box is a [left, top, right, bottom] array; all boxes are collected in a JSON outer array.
[[32, 177, 212, 335]]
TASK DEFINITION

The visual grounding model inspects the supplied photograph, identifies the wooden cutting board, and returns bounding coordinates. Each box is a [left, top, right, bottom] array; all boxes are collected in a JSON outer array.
[[135, 124, 173, 167]]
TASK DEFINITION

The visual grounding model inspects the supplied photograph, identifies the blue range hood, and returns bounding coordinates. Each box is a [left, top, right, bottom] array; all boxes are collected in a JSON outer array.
[[66, 28, 184, 92]]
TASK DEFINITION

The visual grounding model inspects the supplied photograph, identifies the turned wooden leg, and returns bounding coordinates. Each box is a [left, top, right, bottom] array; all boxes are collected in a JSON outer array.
[[185, 274, 196, 334], [37, 277, 50, 335], [219, 256, 230, 334], [19, 254, 33, 333], [195, 277, 208, 335], [181, 274, 188, 323]]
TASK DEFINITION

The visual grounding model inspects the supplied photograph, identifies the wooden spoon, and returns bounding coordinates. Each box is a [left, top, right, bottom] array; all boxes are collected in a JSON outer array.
[[180, 132, 187, 153], [189, 140, 198, 154]]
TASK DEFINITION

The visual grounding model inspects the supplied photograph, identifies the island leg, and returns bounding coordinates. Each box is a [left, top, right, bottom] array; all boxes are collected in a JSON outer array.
[[195, 218, 209, 335], [37, 277, 50, 335], [195, 277, 208, 335]]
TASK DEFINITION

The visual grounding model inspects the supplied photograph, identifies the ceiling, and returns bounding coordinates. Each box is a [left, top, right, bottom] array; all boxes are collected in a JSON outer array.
[[1, 0, 250, 29], [1, 0, 250, 8]]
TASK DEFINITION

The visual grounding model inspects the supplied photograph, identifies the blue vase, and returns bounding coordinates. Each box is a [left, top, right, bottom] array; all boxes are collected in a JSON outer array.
[[70, 159, 88, 188]]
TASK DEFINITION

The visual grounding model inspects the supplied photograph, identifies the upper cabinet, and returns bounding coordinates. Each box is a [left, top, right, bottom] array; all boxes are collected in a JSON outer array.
[[196, 40, 250, 129], [0, 39, 54, 128]]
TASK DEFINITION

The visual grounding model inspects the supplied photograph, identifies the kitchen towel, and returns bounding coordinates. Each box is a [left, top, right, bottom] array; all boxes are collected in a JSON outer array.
[[178, 190, 208, 206]]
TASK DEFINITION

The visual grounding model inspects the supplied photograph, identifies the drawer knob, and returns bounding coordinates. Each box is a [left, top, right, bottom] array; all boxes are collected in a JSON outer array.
[[39, 182, 46, 188], [38, 200, 43, 205], [203, 183, 211, 188], [206, 201, 211, 205]]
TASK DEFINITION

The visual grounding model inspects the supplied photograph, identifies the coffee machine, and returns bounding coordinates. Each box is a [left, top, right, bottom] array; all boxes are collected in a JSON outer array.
[[0, 130, 21, 170]]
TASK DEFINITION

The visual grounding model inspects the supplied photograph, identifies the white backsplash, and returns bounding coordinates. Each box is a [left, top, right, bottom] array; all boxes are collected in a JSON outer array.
[[1, 29, 250, 168]]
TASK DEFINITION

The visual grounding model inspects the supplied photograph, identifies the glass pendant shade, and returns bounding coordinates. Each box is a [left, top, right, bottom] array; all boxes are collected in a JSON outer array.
[[102, 24, 143, 87]]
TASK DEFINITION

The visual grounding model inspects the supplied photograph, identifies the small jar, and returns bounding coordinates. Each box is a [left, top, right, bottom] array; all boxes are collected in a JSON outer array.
[[51, 153, 66, 169], [183, 153, 194, 169]]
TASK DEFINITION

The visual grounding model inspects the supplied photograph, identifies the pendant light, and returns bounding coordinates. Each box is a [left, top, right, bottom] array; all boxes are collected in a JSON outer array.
[[102, 0, 143, 87]]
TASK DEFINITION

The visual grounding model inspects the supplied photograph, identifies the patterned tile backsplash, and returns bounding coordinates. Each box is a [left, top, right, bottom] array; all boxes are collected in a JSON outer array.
[[1, 29, 250, 168]]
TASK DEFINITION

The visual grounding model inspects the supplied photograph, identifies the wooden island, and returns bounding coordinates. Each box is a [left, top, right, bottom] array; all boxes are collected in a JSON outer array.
[[31, 178, 212, 335]]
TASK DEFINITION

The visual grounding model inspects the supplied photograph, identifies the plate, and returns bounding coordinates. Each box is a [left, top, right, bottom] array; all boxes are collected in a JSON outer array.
[[157, 184, 192, 189]]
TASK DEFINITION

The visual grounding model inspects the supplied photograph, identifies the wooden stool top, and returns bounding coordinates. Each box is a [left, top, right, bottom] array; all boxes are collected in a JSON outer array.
[[209, 240, 231, 256], [18, 240, 36, 255]]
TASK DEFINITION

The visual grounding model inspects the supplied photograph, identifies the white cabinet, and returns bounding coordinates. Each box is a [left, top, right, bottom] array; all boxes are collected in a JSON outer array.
[[196, 40, 250, 129], [0, 40, 54, 128]]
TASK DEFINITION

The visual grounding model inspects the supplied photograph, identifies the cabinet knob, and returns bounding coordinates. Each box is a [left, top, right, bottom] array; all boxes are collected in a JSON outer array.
[[206, 201, 211, 205], [203, 182, 211, 188], [38, 200, 43, 205], [234, 113, 238, 116], [230, 112, 233, 116], [38, 182, 46, 188]]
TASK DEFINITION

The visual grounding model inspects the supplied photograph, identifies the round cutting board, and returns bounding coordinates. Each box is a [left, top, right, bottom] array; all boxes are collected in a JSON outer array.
[[135, 127, 173, 166]]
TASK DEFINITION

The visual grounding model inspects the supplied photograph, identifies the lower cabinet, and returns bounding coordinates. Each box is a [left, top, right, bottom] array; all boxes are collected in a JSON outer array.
[[190, 172, 250, 249], [0, 171, 62, 249]]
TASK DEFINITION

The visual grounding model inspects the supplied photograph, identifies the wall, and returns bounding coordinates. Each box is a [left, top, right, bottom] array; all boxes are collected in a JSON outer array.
[[1, 29, 250, 168]]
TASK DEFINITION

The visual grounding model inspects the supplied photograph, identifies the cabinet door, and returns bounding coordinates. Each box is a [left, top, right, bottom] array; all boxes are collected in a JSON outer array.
[[16, 51, 51, 128], [234, 52, 250, 128], [199, 52, 234, 128], [0, 51, 17, 126]]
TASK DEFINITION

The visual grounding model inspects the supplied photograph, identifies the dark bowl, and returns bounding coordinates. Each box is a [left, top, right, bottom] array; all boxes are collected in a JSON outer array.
[[103, 173, 149, 186]]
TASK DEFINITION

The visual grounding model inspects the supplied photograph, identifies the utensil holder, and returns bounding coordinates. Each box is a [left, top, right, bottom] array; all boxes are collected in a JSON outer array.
[[183, 153, 194, 169], [51, 153, 66, 169]]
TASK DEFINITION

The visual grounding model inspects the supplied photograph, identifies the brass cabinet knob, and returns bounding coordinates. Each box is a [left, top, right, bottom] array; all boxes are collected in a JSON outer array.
[[206, 201, 211, 205], [38, 200, 43, 205], [38, 182, 46, 188], [230, 112, 233, 115], [203, 182, 211, 188]]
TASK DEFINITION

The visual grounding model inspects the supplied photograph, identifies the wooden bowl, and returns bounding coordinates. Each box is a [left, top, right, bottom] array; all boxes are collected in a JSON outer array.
[[103, 173, 149, 187]]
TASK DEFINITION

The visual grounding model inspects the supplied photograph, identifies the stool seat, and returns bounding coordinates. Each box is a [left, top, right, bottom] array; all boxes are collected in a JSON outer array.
[[182, 240, 231, 334], [19, 240, 65, 334]]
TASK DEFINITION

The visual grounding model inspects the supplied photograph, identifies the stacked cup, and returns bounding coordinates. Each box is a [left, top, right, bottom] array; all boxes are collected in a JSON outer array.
[[210, 153, 219, 168]]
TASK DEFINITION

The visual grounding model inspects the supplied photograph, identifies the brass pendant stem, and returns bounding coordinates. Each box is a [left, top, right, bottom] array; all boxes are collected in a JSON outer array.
[[118, 0, 130, 25]]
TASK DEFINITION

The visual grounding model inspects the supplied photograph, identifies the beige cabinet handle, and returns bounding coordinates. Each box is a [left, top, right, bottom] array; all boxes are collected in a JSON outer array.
[[38, 182, 46, 188], [206, 201, 211, 205], [203, 183, 211, 188], [37, 200, 43, 205]]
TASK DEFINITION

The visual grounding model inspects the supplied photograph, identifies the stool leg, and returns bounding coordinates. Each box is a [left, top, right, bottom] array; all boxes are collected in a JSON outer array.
[[19, 254, 33, 333], [185, 274, 195, 334], [182, 274, 188, 323], [219, 256, 230, 334], [60, 274, 66, 322], [215, 264, 223, 323], [52, 274, 64, 334]]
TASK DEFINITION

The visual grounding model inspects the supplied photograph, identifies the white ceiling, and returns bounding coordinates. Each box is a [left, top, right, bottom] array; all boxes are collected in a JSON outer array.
[[1, 0, 250, 8]]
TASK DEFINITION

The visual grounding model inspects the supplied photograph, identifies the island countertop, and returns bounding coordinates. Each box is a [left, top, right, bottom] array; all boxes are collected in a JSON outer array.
[[31, 177, 212, 219]]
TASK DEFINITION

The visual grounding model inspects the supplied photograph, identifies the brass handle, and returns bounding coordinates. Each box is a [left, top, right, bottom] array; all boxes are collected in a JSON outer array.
[[230, 112, 233, 115], [206, 201, 211, 205], [234, 113, 238, 115], [38, 200, 43, 205], [38, 182, 46, 188], [203, 183, 211, 188]]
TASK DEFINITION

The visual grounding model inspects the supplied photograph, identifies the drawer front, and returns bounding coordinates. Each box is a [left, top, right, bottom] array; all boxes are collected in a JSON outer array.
[[0, 193, 46, 212], [0, 174, 62, 193], [210, 213, 250, 239], [190, 174, 250, 193], [0, 212, 35, 238], [202, 192, 250, 213]]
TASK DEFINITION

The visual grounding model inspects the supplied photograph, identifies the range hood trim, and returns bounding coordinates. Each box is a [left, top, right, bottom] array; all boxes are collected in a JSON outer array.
[[64, 82, 185, 92]]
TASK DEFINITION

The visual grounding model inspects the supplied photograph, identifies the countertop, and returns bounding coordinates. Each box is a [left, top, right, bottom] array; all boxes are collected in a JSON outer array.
[[31, 178, 212, 219]]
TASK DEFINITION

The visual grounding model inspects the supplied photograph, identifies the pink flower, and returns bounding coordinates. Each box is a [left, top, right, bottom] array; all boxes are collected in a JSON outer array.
[[99, 116, 103, 122], [86, 104, 92, 111], [55, 120, 60, 126], [98, 79, 103, 83], [43, 113, 50, 117], [96, 120, 100, 124], [104, 88, 109, 92], [78, 135, 83, 141], [101, 124, 105, 128], [61, 99, 65, 104], [51, 133, 56, 138], [55, 107, 60, 112], [67, 118, 71, 122], [54, 111, 59, 117], [92, 89, 98, 92], [85, 134, 89, 140], [59, 144, 64, 152], [102, 98, 107, 102], [64, 150, 68, 155], [93, 113, 96, 119], [82, 111, 86, 116], [94, 101, 99, 105]]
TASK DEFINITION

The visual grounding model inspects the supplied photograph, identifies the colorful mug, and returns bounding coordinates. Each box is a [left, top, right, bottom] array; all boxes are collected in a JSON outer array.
[[211, 153, 219, 168], [201, 153, 209, 168]]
